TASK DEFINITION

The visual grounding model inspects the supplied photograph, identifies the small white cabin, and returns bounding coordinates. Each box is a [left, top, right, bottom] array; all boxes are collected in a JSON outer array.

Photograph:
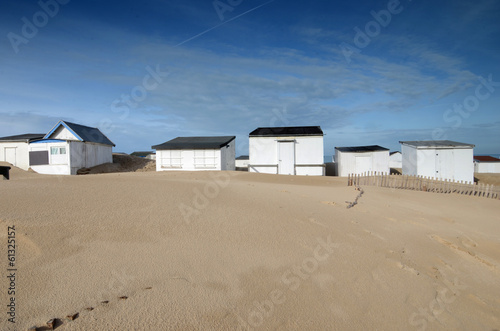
[[29, 120, 115, 175], [474, 156, 500, 173], [235, 155, 249, 170], [400, 140, 474, 183], [335, 145, 390, 177], [389, 151, 402, 169], [0, 134, 45, 170], [248, 126, 324, 176], [152, 136, 235, 171]]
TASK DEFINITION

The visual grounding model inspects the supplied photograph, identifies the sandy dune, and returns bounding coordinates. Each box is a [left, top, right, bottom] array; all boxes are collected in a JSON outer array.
[[0, 167, 499, 330]]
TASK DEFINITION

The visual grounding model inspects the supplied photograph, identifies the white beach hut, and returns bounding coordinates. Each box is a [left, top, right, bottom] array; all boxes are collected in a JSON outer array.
[[152, 136, 235, 171], [248, 126, 324, 176], [235, 155, 249, 170], [473, 156, 500, 173], [335, 145, 390, 177], [0, 133, 45, 170], [29, 120, 115, 175], [400, 140, 474, 183], [389, 151, 402, 169]]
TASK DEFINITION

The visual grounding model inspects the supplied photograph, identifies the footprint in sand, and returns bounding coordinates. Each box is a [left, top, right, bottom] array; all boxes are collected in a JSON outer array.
[[430, 235, 495, 269], [28, 287, 152, 330]]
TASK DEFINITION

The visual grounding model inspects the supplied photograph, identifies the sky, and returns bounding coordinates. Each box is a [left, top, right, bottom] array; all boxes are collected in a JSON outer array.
[[0, 0, 499, 156]]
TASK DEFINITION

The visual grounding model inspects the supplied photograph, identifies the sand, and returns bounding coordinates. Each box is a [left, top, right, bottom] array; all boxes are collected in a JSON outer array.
[[77, 154, 156, 175], [0, 166, 499, 330], [475, 173, 500, 186]]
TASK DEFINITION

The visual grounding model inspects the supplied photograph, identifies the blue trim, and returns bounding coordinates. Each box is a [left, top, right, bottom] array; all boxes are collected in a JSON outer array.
[[30, 139, 66, 144], [44, 121, 83, 141]]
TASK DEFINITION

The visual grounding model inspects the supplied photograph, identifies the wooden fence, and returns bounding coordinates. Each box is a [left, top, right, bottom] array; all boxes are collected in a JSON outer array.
[[347, 172, 500, 200]]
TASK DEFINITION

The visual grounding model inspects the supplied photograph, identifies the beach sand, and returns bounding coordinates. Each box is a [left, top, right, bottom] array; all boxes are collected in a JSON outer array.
[[0, 166, 499, 330]]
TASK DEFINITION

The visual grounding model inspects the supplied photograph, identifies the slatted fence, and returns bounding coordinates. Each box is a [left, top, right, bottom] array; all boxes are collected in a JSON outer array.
[[347, 172, 500, 200]]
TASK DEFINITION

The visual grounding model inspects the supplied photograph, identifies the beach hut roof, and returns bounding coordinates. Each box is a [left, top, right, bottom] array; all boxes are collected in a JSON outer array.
[[44, 120, 115, 146], [335, 145, 389, 153], [399, 140, 474, 148], [152, 136, 235, 150], [473, 155, 500, 162], [0, 133, 45, 142], [249, 126, 323, 137]]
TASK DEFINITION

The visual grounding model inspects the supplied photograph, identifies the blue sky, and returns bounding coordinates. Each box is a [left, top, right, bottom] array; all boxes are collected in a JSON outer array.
[[1, 0, 499, 156]]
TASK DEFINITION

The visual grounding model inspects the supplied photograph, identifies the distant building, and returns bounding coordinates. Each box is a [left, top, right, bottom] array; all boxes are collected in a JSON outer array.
[[335, 145, 390, 177], [473, 155, 500, 173], [248, 126, 324, 176], [389, 151, 402, 169], [29, 120, 115, 175], [400, 140, 474, 183], [0, 133, 45, 170], [152, 136, 235, 171], [131, 151, 154, 158], [235, 155, 249, 170]]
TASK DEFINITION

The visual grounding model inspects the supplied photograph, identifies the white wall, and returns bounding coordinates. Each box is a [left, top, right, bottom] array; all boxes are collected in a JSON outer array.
[[50, 126, 79, 140], [0, 142, 30, 170], [475, 162, 500, 173], [30, 141, 112, 175], [156, 148, 223, 171], [30, 141, 71, 175], [249, 135, 323, 176], [235, 159, 249, 168], [389, 152, 402, 168], [335, 150, 389, 177], [402, 145, 474, 182]]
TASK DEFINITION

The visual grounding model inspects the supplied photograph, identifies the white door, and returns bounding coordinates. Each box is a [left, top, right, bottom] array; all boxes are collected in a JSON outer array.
[[435, 150, 453, 180], [278, 141, 295, 175], [4, 147, 16, 166], [355, 156, 371, 174]]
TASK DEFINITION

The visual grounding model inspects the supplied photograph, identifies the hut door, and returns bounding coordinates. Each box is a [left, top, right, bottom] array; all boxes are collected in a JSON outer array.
[[435, 150, 453, 180], [278, 141, 295, 175]]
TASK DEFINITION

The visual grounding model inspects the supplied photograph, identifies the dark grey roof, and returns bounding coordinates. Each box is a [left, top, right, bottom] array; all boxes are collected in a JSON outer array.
[[0, 133, 45, 142], [390, 151, 401, 155], [249, 126, 323, 137], [335, 145, 389, 153], [236, 155, 249, 160], [399, 140, 474, 148], [152, 136, 235, 150], [45, 120, 115, 146]]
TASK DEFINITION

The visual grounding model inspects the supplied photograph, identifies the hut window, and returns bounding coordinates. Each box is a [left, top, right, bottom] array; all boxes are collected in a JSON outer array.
[[194, 150, 217, 168], [160, 150, 181, 168], [51, 147, 67, 155]]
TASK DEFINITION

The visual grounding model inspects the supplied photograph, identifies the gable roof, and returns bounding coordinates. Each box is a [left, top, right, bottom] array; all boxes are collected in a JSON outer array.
[[45, 120, 115, 146], [0, 133, 45, 142], [399, 140, 474, 148], [474, 155, 500, 162], [249, 126, 323, 137], [390, 151, 401, 155], [335, 145, 389, 153], [152, 136, 235, 150]]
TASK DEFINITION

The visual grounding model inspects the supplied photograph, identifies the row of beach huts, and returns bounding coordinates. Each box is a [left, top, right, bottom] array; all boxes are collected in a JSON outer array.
[[1, 120, 499, 182]]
